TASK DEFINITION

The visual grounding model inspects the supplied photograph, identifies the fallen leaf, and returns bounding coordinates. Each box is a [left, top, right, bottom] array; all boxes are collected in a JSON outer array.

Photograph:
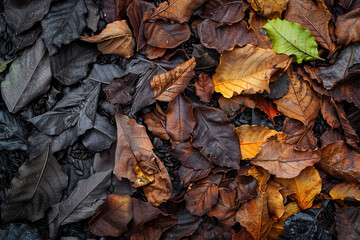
[[251, 140, 321, 179], [143, 104, 170, 140], [332, 79, 360, 108], [339, 0, 360, 11], [262, 71, 290, 99], [80, 20, 135, 58], [335, 8, 360, 45], [266, 181, 285, 220], [85, 0, 100, 31], [263, 18, 324, 63], [282, 118, 318, 151], [236, 125, 282, 160], [129, 197, 163, 230], [232, 175, 258, 203], [103, 0, 133, 23], [178, 166, 211, 187], [253, 95, 282, 125], [320, 128, 345, 148], [105, 73, 139, 105], [0, 109, 28, 151], [192, 218, 234, 240], [195, 73, 215, 103], [248, 9, 272, 49], [245, 166, 271, 192], [201, 0, 249, 24], [85, 63, 123, 84], [165, 94, 196, 142], [8, 24, 42, 53], [335, 207, 360, 240], [330, 182, 360, 201], [316, 141, 360, 183], [192, 106, 241, 169], [198, 19, 257, 53], [143, 45, 167, 59], [218, 95, 256, 119], [150, 57, 196, 102], [321, 96, 341, 128], [274, 166, 322, 209], [273, 67, 321, 126], [248, 0, 288, 19], [212, 44, 291, 98], [89, 194, 133, 237], [236, 191, 275, 240], [184, 174, 222, 216], [232, 229, 254, 240]]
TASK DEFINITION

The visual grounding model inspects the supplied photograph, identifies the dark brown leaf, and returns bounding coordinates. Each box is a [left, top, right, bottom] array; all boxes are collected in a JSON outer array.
[[218, 95, 256, 119], [332, 79, 360, 108], [320, 128, 345, 148], [105, 73, 139, 105], [195, 73, 215, 103], [201, 0, 249, 24], [321, 96, 341, 128], [335, 207, 360, 240], [232, 175, 258, 203], [335, 8, 360, 45], [103, 0, 133, 23], [282, 118, 318, 151], [178, 166, 211, 187], [142, 104, 170, 140], [248, 9, 272, 49]]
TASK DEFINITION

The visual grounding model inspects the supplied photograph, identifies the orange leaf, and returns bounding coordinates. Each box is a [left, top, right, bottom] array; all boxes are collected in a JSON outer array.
[[213, 44, 291, 98], [330, 182, 360, 201], [195, 72, 214, 103], [248, 0, 288, 19], [253, 95, 282, 125], [150, 57, 196, 102], [266, 180, 285, 220], [80, 20, 135, 58], [274, 166, 322, 210]]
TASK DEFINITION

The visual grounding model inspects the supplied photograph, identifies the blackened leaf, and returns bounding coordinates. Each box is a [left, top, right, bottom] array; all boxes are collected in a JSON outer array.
[[0, 145, 68, 223], [1, 39, 51, 113], [3, 0, 52, 34], [192, 106, 241, 170], [335, 207, 360, 240], [0, 109, 27, 151], [50, 127, 81, 153], [41, 0, 87, 55], [85, 0, 100, 32], [0, 15, 5, 33], [86, 63, 123, 84], [263, 71, 290, 99], [82, 114, 116, 152], [48, 170, 112, 239], [105, 73, 138, 105], [50, 41, 98, 85], [9, 25, 42, 53], [0, 224, 42, 240]]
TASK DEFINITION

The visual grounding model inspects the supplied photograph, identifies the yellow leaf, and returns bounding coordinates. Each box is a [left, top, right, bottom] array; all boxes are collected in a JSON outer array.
[[330, 182, 360, 201], [266, 180, 285, 220]]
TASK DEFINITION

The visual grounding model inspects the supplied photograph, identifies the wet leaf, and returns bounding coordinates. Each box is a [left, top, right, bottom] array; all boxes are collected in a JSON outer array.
[[1, 39, 51, 113], [273, 67, 321, 126], [89, 194, 133, 237], [335, 207, 360, 240], [86, 63, 123, 84], [0, 224, 42, 240], [251, 140, 321, 178], [48, 170, 112, 239], [198, 19, 257, 53], [335, 9, 360, 45], [330, 182, 360, 201], [50, 41, 98, 85], [0, 109, 28, 151], [212, 44, 291, 98], [201, 0, 249, 24], [218, 95, 256, 119], [85, 0, 100, 32], [332, 79, 360, 108], [80, 20, 135, 58], [105, 73, 139, 105], [248, 0, 288, 19], [263, 18, 324, 63], [266, 180, 285, 220], [232, 175, 258, 203], [192, 106, 241, 169], [142, 104, 170, 140], [1, 145, 68, 223], [150, 57, 196, 102], [236, 125, 282, 160], [282, 118, 317, 151], [316, 141, 360, 183], [165, 94, 196, 142], [236, 191, 275, 240], [195, 72, 214, 103], [274, 166, 322, 209], [41, 0, 87, 55]]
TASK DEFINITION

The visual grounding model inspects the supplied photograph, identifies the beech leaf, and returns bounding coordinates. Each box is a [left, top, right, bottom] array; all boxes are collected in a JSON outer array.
[[330, 182, 360, 201], [335, 8, 360, 45], [201, 0, 249, 24], [248, 0, 288, 19], [194, 72, 214, 103]]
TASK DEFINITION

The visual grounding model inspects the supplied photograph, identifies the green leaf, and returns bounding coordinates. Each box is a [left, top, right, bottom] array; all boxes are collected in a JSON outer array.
[[0, 59, 12, 73], [263, 18, 324, 64]]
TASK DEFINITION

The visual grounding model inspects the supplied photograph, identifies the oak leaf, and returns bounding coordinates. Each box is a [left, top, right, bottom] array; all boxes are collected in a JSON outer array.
[[335, 8, 360, 45], [251, 140, 321, 179], [212, 44, 291, 98], [80, 20, 135, 58], [150, 57, 196, 102], [248, 0, 288, 19], [274, 166, 322, 210], [330, 182, 360, 201], [195, 73, 215, 103]]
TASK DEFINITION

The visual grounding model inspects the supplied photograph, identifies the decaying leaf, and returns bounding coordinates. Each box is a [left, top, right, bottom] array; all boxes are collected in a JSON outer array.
[[335, 207, 360, 240], [321, 96, 341, 128], [282, 118, 318, 151], [266, 180, 285, 220], [103, 0, 133, 23], [248, 9, 272, 49], [218, 95, 256, 119], [236, 125, 282, 160], [274, 166, 322, 210], [201, 0, 249, 24], [150, 58, 196, 102], [253, 95, 282, 125], [232, 175, 258, 203], [0, 109, 28, 151], [195, 73, 215, 103], [251, 140, 321, 179], [330, 182, 360, 201], [335, 8, 360, 45], [105, 73, 139, 105], [80, 20, 135, 58], [248, 0, 288, 19], [245, 166, 271, 192], [142, 104, 170, 140], [212, 44, 291, 98]]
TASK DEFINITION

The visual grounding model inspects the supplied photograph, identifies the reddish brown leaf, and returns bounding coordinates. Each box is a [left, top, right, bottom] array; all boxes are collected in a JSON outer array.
[[178, 166, 211, 187], [143, 45, 166, 60], [339, 0, 360, 12], [165, 94, 196, 142], [282, 118, 318, 151], [332, 79, 360, 108], [195, 72, 215, 103], [232, 175, 258, 203], [320, 128, 345, 148], [321, 96, 341, 128], [335, 207, 360, 240], [130, 197, 162, 230], [105, 73, 138, 105], [232, 229, 254, 240], [201, 0, 249, 24], [150, 58, 196, 102], [184, 174, 222, 216], [316, 141, 360, 183], [253, 95, 282, 125], [218, 95, 256, 119], [142, 104, 170, 140], [193, 219, 234, 239], [198, 19, 257, 53], [335, 8, 360, 45], [251, 140, 321, 179], [248, 9, 272, 49]]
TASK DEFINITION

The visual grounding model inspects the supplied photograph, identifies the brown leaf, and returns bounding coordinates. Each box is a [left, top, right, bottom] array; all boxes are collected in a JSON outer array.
[[316, 141, 360, 183], [244, 166, 271, 192], [284, 0, 337, 56], [335, 8, 360, 45], [248, 0, 288, 19], [195, 72, 215, 103], [218, 95, 256, 119], [236, 125, 283, 160], [236, 191, 275, 240], [144, 21, 190, 49], [274, 166, 322, 210], [201, 0, 249, 24], [232, 229, 254, 240], [213, 44, 291, 98], [266, 181, 285, 220], [330, 182, 360, 201], [335, 207, 360, 240], [253, 95, 282, 125], [248, 9, 272, 49], [282, 118, 318, 151], [130, 197, 162, 230], [142, 104, 170, 140], [165, 94, 196, 142], [80, 20, 135, 58], [207, 187, 240, 227], [192, 106, 241, 169], [89, 194, 133, 237], [184, 174, 222, 216], [178, 165, 211, 187], [193, 218, 234, 240], [320, 128, 345, 148], [198, 19, 257, 53], [232, 175, 258, 203], [332, 79, 360, 108], [143, 44, 166, 60], [251, 140, 321, 179], [273, 67, 321, 126], [150, 57, 196, 102], [105, 73, 138, 105], [103, 0, 133, 23], [321, 96, 341, 128]]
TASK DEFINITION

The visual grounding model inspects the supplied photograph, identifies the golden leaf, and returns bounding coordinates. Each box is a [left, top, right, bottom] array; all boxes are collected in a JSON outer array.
[[330, 182, 360, 201], [248, 0, 288, 19]]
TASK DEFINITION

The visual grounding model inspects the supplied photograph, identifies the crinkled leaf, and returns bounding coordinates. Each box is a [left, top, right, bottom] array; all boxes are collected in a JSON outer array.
[[0, 109, 27, 151]]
